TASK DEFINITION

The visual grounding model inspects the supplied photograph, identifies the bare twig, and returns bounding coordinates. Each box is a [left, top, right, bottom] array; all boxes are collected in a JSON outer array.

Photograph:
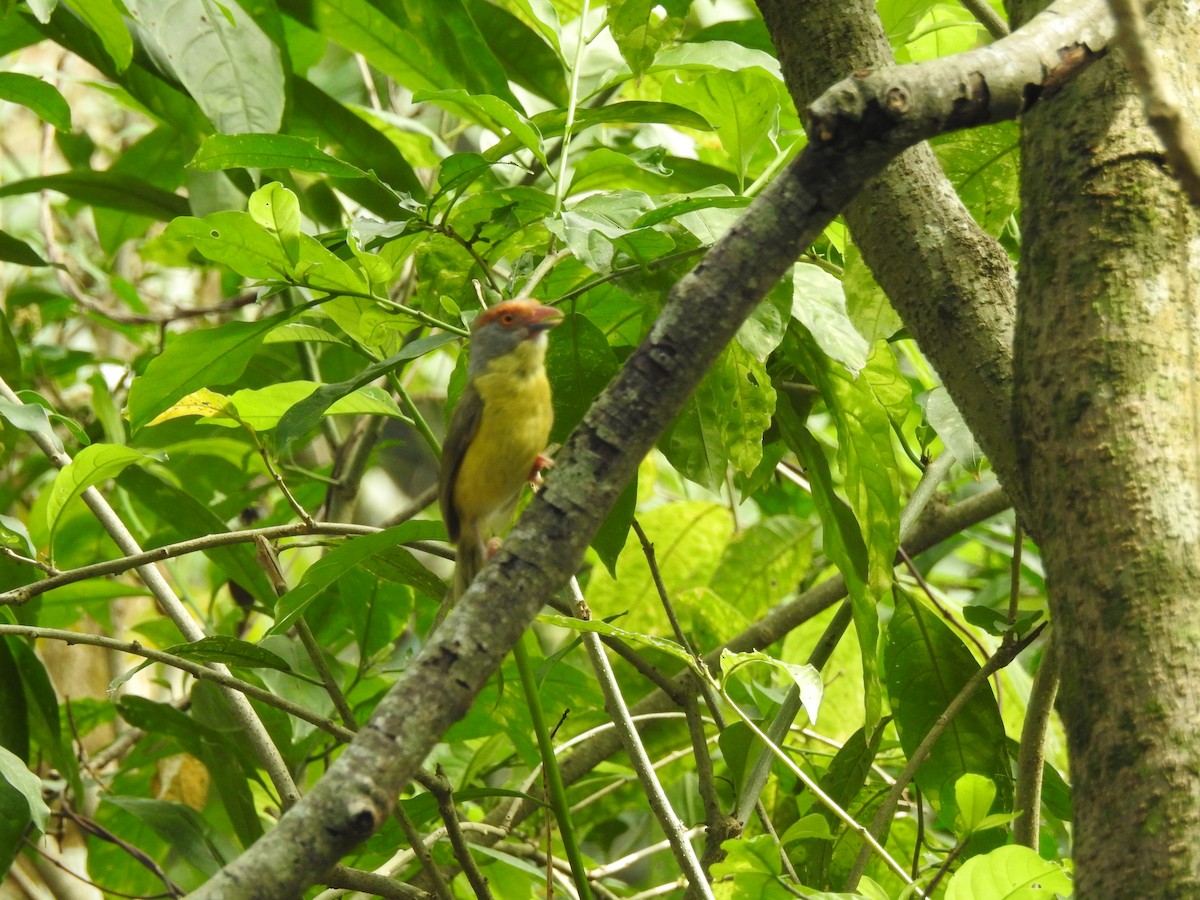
[[1013, 631, 1061, 848], [0, 623, 355, 743], [0, 521, 378, 606], [960, 0, 1010, 38], [570, 578, 714, 899], [427, 770, 495, 900]]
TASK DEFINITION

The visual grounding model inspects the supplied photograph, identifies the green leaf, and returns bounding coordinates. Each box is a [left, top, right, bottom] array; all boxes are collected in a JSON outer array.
[[608, 0, 686, 77], [547, 190, 657, 272], [920, 386, 983, 470], [0, 172, 188, 219], [0, 745, 50, 869], [0, 311, 21, 388], [546, 313, 620, 444], [955, 773, 997, 834], [463, 0, 566, 105], [843, 240, 903, 344], [46, 444, 149, 540], [360, 545, 447, 600], [710, 834, 795, 899], [719, 342, 776, 477], [217, 382, 408, 432], [536, 614, 694, 665], [777, 413, 868, 589], [248, 182, 301, 268], [157, 212, 294, 281], [7, 639, 81, 801], [488, 102, 713, 161], [0, 401, 60, 452], [935, 121, 1019, 237], [268, 524, 438, 635], [415, 89, 545, 166], [190, 134, 368, 179], [591, 477, 636, 577], [0, 72, 70, 131], [585, 501, 734, 635], [797, 721, 888, 884], [709, 516, 812, 621], [885, 589, 1012, 813], [274, 332, 455, 452], [650, 40, 782, 80], [0, 639, 28, 762], [945, 845, 1072, 900], [720, 649, 823, 723], [288, 0, 516, 105], [103, 796, 229, 876], [128, 306, 301, 431], [162, 636, 292, 672], [791, 334, 900, 728], [792, 263, 869, 375], [664, 67, 778, 187], [117, 468, 277, 606], [288, 78, 425, 204], [126, 0, 284, 134], [633, 189, 750, 229], [662, 343, 775, 490], [62, 0, 132, 70]]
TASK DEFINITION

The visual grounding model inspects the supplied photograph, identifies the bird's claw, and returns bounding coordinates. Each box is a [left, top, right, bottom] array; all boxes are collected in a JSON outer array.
[[529, 453, 554, 489]]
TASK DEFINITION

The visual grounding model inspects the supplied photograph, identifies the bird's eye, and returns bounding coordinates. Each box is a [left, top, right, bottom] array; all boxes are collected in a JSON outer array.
[[500, 313, 515, 325]]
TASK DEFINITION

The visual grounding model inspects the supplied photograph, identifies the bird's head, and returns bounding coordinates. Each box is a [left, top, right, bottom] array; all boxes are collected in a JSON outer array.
[[468, 299, 563, 376]]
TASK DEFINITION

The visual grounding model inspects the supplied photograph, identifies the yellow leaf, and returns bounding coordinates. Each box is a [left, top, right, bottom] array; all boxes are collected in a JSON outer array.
[[147, 388, 235, 425]]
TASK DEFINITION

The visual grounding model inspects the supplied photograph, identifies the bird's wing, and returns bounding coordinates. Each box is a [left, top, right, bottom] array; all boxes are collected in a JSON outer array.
[[438, 382, 483, 543]]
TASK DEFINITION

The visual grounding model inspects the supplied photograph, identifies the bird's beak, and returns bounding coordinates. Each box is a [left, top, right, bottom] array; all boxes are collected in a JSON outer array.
[[527, 304, 564, 334]]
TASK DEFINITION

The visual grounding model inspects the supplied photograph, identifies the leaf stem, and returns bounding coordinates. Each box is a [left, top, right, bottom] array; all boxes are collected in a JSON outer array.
[[513, 631, 594, 899], [553, 0, 591, 214]]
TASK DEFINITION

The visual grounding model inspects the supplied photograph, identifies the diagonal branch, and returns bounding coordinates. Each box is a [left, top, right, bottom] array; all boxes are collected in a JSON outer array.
[[188, 3, 1116, 896]]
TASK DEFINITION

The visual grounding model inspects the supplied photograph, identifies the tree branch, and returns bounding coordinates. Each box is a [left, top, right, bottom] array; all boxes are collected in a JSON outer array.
[[187, 3, 1114, 894]]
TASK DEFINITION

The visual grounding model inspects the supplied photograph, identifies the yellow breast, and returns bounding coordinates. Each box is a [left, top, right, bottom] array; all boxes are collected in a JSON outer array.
[[453, 341, 553, 541]]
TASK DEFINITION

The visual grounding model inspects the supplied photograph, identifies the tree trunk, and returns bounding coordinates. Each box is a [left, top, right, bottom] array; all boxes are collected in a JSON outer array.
[[1013, 0, 1200, 894]]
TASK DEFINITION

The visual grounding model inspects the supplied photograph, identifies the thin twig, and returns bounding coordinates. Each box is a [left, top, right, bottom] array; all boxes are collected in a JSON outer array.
[[1008, 521, 1024, 627], [518, 248, 573, 299], [0, 623, 355, 743], [1013, 631, 1060, 848], [57, 805, 186, 897], [0, 521, 379, 606], [323, 864, 429, 899], [428, 769, 495, 900], [394, 803, 455, 900], [922, 836, 969, 896], [0, 545, 58, 574], [570, 578, 714, 899], [259, 443, 316, 526], [959, 0, 1010, 38]]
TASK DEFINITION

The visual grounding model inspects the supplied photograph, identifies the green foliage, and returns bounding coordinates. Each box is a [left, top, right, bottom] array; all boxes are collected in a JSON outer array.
[[0, 1, 1069, 897]]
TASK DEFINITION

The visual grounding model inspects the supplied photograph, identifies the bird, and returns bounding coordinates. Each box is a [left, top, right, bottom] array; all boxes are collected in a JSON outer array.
[[437, 298, 563, 604]]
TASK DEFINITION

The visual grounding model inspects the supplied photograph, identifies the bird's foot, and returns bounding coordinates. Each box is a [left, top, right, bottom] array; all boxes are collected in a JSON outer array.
[[485, 537, 503, 559], [529, 453, 554, 489]]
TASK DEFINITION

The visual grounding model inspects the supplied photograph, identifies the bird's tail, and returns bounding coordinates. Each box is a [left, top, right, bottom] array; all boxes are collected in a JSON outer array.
[[432, 536, 484, 630], [453, 537, 484, 601]]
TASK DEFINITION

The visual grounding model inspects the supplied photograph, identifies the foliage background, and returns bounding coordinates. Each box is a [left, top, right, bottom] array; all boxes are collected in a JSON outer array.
[[0, 0, 1068, 897]]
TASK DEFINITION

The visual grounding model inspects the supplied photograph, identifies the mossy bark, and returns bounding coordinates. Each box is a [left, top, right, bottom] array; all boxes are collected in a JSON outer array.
[[1013, 0, 1200, 894]]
